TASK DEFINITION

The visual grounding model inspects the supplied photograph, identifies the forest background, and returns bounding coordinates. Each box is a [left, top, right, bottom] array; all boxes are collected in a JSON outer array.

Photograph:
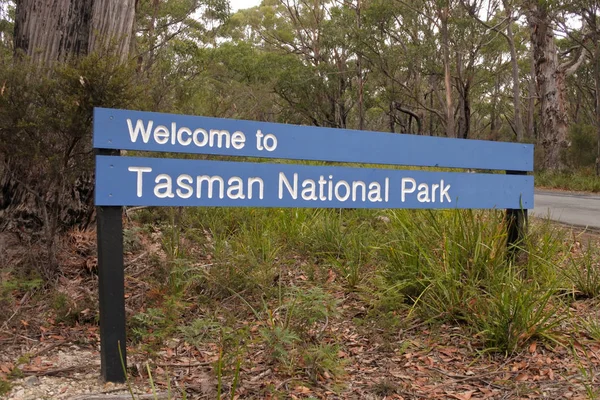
[[3, 1, 600, 398], [1, 0, 600, 261]]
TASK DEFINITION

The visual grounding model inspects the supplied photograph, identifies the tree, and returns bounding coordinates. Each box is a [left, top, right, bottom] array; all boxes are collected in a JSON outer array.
[[13, 0, 135, 63], [525, 0, 587, 171], [462, 0, 526, 141], [0, 0, 137, 279]]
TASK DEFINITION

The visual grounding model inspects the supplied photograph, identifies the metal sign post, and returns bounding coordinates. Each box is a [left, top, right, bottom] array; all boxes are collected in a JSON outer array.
[[96, 149, 126, 383]]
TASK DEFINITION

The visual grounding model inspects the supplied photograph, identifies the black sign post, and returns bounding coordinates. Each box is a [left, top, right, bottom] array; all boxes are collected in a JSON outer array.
[[506, 170, 528, 255], [96, 149, 126, 383]]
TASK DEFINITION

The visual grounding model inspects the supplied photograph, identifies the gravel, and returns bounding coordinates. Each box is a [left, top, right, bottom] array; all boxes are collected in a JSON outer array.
[[4, 346, 145, 400]]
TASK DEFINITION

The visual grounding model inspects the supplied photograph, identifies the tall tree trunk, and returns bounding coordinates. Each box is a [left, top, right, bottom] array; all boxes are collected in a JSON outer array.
[[490, 75, 500, 139], [356, 0, 365, 130], [457, 81, 470, 139], [440, 3, 455, 138], [595, 48, 600, 176], [14, 0, 93, 62], [455, 51, 470, 139], [504, 1, 524, 142], [14, 0, 135, 63], [527, 3, 569, 171], [527, 48, 536, 141], [589, 7, 600, 176], [3, 0, 136, 279]]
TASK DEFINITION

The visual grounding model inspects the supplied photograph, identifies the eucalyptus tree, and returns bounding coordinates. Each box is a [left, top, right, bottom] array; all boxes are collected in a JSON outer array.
[[523, 0, 587, 171], [395, 0, 459, 137], [0, 1, 13, 58], [462, 0, 526, 141], [0, 0, 139, 278], [561, 0, 600, 174], [14, 0, 136, 63], [234, 0, 359, 128], [136, 0, 230, 114], [358, 0, 447, 136]]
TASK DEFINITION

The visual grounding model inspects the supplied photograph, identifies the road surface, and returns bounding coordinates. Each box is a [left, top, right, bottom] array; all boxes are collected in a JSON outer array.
[[532, 190, 600, 229]]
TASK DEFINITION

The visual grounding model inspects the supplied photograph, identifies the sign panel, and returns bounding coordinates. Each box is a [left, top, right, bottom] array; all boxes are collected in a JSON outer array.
[[93, 108, 534, 171], [95, 156, 533, 209]]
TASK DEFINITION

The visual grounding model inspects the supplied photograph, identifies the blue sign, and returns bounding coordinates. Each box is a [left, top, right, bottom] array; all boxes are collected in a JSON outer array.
[[95, 156, 533, 209], [93, 108, 533, 171]]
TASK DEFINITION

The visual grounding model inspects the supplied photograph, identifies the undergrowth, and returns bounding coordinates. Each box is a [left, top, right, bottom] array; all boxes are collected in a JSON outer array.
[[536, 170, 600, 192], [125, 206, 599, 395]]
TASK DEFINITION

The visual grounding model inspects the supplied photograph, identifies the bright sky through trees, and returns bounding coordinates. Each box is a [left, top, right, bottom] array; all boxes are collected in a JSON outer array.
[[230, 0, 261, 11]]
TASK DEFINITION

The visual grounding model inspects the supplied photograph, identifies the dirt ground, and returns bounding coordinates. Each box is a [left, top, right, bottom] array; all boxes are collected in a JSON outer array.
[[2, 224, 600, 399]]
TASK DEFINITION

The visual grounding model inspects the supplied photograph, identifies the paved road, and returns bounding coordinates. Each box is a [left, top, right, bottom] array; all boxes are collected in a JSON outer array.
[[532, 190, 600, 229]]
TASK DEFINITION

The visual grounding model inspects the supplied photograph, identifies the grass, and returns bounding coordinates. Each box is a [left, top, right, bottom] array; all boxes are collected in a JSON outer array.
[[562, 241, 600, 298], [0, 378, 12, 396], [536, 169, 600, 192]]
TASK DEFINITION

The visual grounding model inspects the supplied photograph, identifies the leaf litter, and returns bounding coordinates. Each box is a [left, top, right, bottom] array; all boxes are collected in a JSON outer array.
[[2, 223, 600, 399]]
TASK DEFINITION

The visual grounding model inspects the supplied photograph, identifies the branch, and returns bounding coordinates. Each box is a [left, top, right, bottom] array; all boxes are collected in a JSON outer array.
[[459, 0, 510, 42], [562, 45, 588, 76], [394, 102, 423, 134]]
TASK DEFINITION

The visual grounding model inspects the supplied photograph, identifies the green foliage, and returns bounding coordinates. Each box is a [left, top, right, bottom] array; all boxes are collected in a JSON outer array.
[[377, 209, 567, 353], [535, 170, 600, 192], [381, 210, 508, 322], [50, 289, 95, 325], [284, 286, 339, 337], [0, 378, 11, 396], [468, 276, 564, 354], [259, 325, 300, 365], [257, 285, 339, 374], [130, 296, 185, 349], [179, 316, 223, 348], [568, 124, 598, 168], [0, 274, 43, 306], [302, 343, 346, 383], [123, 227, 143, 254], [582, 316, 600, 342], [299, 209, 375, 287]]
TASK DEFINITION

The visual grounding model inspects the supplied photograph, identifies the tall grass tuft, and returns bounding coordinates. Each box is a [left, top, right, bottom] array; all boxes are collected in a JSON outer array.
[[468, 275, 565, 354], [562, 241, 600, 299], [381, 209, 508, 322], [379, 209, 566, 352]]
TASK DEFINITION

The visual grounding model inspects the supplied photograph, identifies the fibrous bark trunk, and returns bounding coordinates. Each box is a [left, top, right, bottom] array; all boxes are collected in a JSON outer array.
[[504, 1, 524, 142], [439, 3, 455, 138], [527, 48, 536, 140], [527, 3, 569, 171], [2, 0, 136, 279], [457, 80, 470, 139], [14, 0, 135, 63], [590, 8, 600, 176]]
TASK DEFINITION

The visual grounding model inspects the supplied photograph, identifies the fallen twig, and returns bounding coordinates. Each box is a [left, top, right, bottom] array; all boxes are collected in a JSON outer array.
[[250, 368, 272, 382], [30, 341, 67, 358], [154, 361, 212, 368], [22, 364, 93, 377], [70, 392, 171, 400]]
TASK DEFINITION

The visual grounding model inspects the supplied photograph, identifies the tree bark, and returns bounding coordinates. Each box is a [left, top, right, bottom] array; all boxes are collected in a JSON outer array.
[[90, 0, 136, 63], [356, 0, 365, 130], [504, 1, 524, 142], [3, 0, 136, 279], [457, 80, 470, 139], [14, 0, 135, 63], [587, 6, 600, 176], [527, 48, 536, 141], [394, 102, 423, 135], [527, 2, 569, 171], [595, 48, 600, 176], [440, 4, 455, 138]]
